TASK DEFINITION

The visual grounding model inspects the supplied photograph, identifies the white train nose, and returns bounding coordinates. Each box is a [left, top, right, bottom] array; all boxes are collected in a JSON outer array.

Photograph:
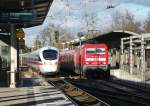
[[40, 65, 58, 74]]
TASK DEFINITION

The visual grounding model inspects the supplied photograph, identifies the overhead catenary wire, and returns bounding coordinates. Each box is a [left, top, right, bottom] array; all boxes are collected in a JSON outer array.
[[45, 0, 119, 35]]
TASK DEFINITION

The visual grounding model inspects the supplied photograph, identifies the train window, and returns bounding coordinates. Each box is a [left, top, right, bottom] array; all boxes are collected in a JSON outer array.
[[96, 48, 106, 54], [86, 48, 106, 54], [43, 50, 57, 60], [86, 48, 96, 54]]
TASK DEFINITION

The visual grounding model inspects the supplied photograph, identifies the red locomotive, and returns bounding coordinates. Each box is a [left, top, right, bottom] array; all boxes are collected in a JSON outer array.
[[60, 43, 110, 78]]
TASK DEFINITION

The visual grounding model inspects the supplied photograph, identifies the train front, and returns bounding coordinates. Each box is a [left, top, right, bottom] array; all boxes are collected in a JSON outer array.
[[39, 47, 59, 75], [82, 44, 110, 74]]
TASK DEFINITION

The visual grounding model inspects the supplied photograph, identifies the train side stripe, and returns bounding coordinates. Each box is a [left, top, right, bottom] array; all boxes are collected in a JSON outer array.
[[29, 61, 43, 65]]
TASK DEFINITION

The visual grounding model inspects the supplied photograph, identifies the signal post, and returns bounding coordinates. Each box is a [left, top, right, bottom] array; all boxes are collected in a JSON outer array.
[[10, 28, 25, 88], [10, 24, 17, 88], [16, 28, 25, 66]]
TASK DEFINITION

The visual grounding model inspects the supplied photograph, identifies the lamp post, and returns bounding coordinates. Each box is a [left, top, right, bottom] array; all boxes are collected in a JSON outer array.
[[77, 32, 84, 78], [70, 40, 74, 50], [66, 41, 70, 50], [62, 43, 65, 51], [31, 46, 35, 52]]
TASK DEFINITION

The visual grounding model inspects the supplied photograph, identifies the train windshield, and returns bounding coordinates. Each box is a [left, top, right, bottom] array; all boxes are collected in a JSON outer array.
[[43, 50, 58, 60], [86, 48, 106, 54]]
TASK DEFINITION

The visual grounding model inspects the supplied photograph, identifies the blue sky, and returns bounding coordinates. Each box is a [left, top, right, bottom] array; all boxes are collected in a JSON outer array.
[[24, 0, 150, 47]]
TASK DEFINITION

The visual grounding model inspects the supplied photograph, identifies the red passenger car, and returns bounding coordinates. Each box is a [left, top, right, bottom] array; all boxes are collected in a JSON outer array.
[[60, 50, 74, 73], [60, 43, 110, 78]]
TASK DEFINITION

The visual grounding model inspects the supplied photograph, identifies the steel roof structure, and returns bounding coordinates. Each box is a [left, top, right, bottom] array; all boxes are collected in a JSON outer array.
[[73, 31, 135, 49], [0, 0, 53, 32]]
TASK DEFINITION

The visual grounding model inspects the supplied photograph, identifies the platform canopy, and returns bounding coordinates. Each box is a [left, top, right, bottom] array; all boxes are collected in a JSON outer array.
[[0, 0, 53, 32], [73, 31, 136, 49]]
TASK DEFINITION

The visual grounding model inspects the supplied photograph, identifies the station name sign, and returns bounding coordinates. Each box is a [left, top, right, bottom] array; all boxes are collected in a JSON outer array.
[[0, 10, 36, 22]]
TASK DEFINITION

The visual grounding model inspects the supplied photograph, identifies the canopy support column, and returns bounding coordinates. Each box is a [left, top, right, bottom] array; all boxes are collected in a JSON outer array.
[[10, 24, 17, 88]]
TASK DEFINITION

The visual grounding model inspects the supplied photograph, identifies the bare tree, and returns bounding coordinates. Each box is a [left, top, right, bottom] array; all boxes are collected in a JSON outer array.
[[40, 24, 54, 46], [111, 10, 142, 34], [33, 35, 42, 49], [38, 23, 73, 48], [22, 46, 31, 53], [144, 13, 150, 33], [82, 0, 99, 39]]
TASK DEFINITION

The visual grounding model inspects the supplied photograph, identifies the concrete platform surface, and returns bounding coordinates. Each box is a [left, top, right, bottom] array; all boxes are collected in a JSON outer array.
[[111, 69, 142, 82], [0, 86, 75, 106], [0, 70, 75, 106]]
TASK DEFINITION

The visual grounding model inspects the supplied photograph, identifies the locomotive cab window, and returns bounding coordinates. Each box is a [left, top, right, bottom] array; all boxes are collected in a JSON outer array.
[[86, 48, 106, 54], [43, 50, 58, 60], [96, 48, 106, 54], [86, 48, 96, 54]]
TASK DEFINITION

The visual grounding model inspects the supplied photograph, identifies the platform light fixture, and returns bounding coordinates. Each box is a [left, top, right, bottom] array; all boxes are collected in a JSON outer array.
[[20, 0, 25, 6]]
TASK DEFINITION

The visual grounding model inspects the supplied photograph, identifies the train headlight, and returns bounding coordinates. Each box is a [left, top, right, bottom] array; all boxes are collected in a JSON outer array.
[[103, 62, 106, 64]]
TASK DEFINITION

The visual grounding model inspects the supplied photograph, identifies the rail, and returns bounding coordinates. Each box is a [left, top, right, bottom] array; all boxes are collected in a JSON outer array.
[[48, 78, 110, 106]]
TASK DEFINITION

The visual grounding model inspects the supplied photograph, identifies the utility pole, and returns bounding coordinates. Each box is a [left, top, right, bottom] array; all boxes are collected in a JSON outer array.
[[84, 0, 89, 33], [64, 0, 70, 27], [55, 31, 59, 43], [78, 32, 84, 79]]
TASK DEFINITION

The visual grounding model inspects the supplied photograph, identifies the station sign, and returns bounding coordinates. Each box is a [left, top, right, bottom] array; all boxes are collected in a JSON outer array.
[[16, 28, 25, 49], [16, 28, 25, 39], [0, 10, 36, 23]]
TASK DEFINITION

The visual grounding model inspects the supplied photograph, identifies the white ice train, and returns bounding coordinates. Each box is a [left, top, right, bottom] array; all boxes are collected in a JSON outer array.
[[20, 46, 60, 75]]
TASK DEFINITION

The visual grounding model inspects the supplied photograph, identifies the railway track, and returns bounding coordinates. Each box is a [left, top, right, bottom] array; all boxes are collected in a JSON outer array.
[[66, 78, 150, 106], [100, 79, 150, 98], [47, 78, 110, 106], [30, 70, 150, 106], [111, 77, 150, 90]]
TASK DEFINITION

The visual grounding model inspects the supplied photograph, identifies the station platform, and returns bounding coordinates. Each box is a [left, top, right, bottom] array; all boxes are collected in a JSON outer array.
[[111, 69, 150, 83], [111, 69, 141, 82], [0, 71, 75, 106]]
